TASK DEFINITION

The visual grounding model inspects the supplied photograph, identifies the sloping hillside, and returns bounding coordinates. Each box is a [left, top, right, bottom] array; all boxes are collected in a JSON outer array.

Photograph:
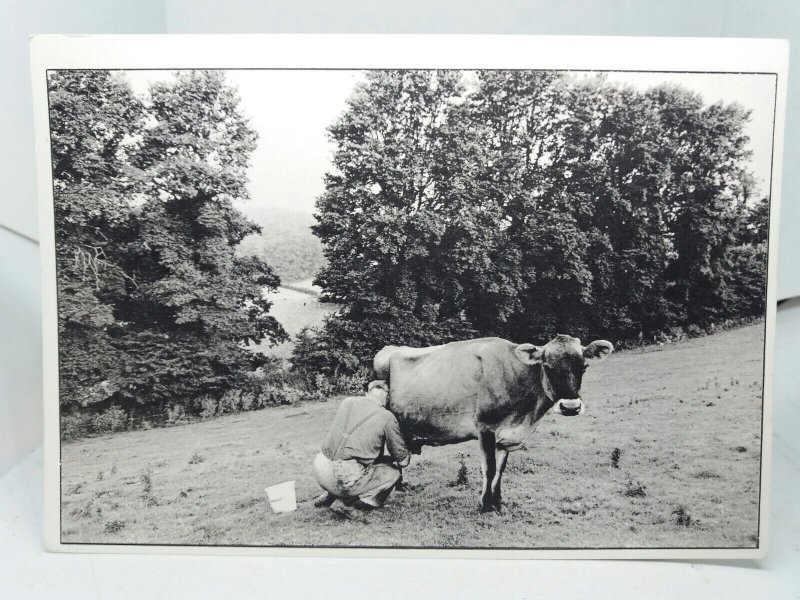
[[236, 207, 325, 285], [62, 323, 764, 548]]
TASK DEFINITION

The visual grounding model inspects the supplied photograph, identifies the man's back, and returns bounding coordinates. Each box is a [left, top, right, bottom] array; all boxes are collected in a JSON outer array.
[[321, 395, 409, 466]]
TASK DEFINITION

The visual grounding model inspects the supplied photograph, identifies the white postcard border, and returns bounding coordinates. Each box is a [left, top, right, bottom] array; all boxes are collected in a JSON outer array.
[[31, 34, 788, 559]]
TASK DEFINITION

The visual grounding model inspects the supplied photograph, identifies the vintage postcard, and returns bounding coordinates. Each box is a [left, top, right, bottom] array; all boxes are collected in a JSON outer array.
[[31, 35, 787, 558]]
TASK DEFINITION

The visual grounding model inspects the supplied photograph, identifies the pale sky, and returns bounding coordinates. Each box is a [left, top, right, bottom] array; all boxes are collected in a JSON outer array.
[[126, 69, 776, 220]]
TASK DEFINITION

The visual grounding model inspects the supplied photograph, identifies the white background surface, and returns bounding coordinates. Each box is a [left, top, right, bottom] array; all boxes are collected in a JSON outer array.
[[1, 1, 799, 598]]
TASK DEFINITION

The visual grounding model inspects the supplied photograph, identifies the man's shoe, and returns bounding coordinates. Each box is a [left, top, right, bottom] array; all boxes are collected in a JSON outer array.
[[313, 492, 337, 508], [352, 499, 380, 511]]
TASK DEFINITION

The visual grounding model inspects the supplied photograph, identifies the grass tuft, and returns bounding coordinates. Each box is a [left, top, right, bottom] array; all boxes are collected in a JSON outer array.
[[104, 520, 126, 533], [139, 465, 159, 507], [453, 454, 469, 487], [624, 478, 647, 497], [611, 448, 622, 469], [673, 505, 701, 528]]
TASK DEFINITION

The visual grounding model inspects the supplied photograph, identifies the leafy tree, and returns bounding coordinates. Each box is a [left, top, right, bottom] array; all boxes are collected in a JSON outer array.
[[48, 71, 144, 409], [556, 80, 676, 339], [310, 70, 479, 371], [649, 87, 755, 326], [291, 326, 359, 378], [50, 70, 287, 413], [302, 70, 768, 374]]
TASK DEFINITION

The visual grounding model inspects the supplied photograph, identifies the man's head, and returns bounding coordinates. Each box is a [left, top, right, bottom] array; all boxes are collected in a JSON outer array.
[[367, 380, 390, 406]]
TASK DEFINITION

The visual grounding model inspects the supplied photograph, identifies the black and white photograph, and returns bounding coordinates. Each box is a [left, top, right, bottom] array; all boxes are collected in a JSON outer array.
[[32, 36, 785, 557]]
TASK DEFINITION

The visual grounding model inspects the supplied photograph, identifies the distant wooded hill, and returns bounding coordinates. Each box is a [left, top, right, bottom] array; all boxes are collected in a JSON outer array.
[[237, 207, 325, 285]]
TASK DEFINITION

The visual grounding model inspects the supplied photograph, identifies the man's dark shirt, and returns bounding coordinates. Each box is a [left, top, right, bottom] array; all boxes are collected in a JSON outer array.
[[321, 395, 410, 467]]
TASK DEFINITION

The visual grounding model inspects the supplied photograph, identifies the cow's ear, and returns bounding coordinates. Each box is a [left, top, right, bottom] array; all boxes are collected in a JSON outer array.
[[515, 343, 543, 365], [584, 340, 614, 360]]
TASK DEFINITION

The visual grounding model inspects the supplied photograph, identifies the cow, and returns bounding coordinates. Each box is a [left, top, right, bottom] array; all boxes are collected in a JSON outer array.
[[373, 334, 613, 513]]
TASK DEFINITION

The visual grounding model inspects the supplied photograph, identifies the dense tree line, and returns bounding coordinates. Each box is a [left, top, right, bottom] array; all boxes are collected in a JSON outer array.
[[51, 70, 287, 417], [297, 71, 768, 375]]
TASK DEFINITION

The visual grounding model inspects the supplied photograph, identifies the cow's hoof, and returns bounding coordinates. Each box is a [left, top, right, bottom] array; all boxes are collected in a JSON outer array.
[[478, 503, 496, 514], [492, 496, 503, 513], [313, 493, 337, 508]]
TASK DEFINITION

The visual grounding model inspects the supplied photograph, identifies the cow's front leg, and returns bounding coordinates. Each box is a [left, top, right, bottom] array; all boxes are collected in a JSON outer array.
[[490, 449, 509, 512], [478, 430, 497, 513]]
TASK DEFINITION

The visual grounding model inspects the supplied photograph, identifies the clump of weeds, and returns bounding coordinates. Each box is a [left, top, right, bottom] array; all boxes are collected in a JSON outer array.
[[611, 448, 623, 469], [673, 505, 700, 528], [624, 478, 647, 498], [140, 465, 159, 507], [448, 454, 469, 487], [104, 520, 126, 534]]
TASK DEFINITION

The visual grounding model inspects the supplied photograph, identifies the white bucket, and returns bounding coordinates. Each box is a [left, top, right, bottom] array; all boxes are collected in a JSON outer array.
[[265, 480, 297, 513]]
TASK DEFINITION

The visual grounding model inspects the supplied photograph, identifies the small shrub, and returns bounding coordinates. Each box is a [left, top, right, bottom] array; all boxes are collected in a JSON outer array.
[[61, 413, 90, 441], [198, 396, 218, 420], [686, 324, 703, 338], [673, 505, 700, 528], [449, 454, 469, 487], [104, 520, 126, 533], [219, 390, 243, 414], [333, 367, 371, 396], [166, 403, 186, 424], [139, 465, 158, 506], [734, 446, 747, 453], [70, 501, 94, 519], [268, 384, 302, 406], [314, 373, 335, 398], [239, 390, 256, 411], [693, 470, 721, 480], [140, 467, 152, 497], [611, 448, 622, 469], [91, 405, 128, 434], [188, 452, 205, 465], [624, 478, 647, 497], [667, 326, 687, 342]]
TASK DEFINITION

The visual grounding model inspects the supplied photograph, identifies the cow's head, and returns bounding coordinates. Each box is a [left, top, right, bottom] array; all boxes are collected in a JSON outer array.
[[514, 334, 613, 416]]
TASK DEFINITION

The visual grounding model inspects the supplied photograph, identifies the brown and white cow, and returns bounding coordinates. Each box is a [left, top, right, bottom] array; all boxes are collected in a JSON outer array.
[[374, 334, 613, 512]]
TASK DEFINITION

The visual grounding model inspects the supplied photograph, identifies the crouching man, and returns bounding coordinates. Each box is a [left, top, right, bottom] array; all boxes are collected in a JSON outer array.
[[312, 380, 410, 510]]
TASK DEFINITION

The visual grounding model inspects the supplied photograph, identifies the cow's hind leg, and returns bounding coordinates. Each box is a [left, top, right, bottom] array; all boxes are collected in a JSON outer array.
[[490, 449, 509, 512], [478, 430, 497, 513]]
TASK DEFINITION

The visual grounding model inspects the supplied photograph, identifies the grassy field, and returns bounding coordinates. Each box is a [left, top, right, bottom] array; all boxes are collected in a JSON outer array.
[[61, 323, 764, 549]]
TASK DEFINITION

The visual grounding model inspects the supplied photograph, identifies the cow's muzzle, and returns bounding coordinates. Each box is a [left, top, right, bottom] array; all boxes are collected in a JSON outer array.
[[556, 399, 583, 416]]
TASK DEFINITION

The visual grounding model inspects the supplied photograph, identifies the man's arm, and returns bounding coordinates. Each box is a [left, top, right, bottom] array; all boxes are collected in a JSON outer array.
[[383, 414, 411, 467]]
